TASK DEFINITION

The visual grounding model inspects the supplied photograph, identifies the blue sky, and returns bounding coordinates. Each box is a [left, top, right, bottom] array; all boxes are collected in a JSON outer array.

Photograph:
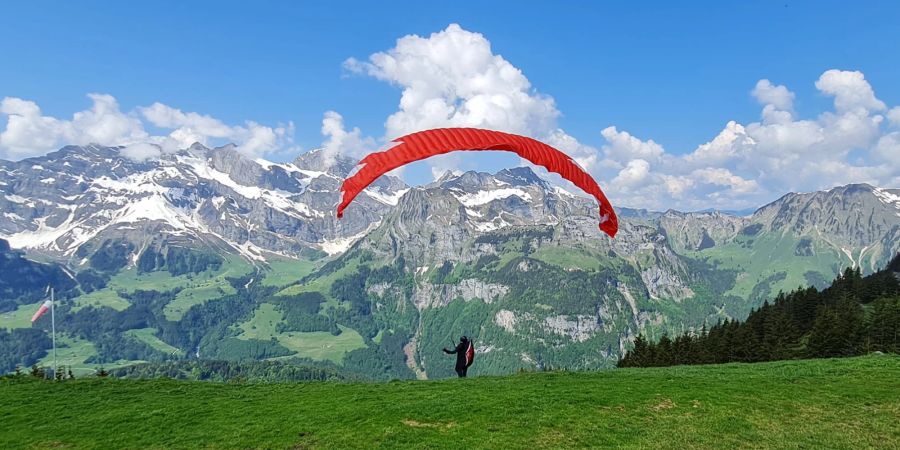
[[1, 1, 898, 209]]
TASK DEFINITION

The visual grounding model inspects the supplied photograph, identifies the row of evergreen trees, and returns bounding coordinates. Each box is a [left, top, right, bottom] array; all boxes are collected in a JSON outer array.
[[618, 254, 900, 368]]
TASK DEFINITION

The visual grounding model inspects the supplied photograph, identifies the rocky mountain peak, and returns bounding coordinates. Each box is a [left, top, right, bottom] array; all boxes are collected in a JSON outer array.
[[435, 170, 502, 191], [495, 166, 549, 188], [187, 142, 211, 154], [292, 148, 357, 177], [431, 165, 549, 188], [0, 142, 409, 263], [751, 182, 900, 249]]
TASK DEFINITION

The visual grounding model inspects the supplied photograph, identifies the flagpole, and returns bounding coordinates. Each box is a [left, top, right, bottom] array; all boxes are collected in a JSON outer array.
[[50, 287, 57, 380]]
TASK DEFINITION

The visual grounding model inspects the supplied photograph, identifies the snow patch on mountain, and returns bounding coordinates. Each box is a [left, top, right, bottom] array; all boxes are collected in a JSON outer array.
[[472, 215, 512, 232], [296, 168, 337, 180], [117, 195, 194, 230], [92, 172, 172, 195], [365, 187, 410, 206], [453, 188, 533, 207], [4, 194, 28, 204], [178, 155, 324, 219], [4, 208, 98, 255], [179, 155, 265, 199], [873, 188, 900, 216], [554, 186, 577, 198], [319, 223, 380, 255]]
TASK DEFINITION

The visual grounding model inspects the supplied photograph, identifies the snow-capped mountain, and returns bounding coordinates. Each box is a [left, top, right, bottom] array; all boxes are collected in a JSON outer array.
[[1, 142, 898, 279], [2, 143, 898, 377], [0, 144, 407, 265]]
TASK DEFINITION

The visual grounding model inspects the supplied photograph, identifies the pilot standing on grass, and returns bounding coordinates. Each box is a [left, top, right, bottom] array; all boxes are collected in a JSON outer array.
[[443, 336, 475, 378]]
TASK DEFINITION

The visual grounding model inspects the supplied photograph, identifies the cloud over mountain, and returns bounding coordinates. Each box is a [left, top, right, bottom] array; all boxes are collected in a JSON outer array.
[[342, 25, 898, 211], [2, 24, 897, 212], [0, 94, 295, 160], [598, 70, 897, 210]]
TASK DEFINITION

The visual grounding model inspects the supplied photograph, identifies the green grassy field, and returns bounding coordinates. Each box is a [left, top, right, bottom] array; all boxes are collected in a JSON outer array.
[[691, 231, 844, 299], [236, 303, 366, 363], [1, 355, 897, 449], [72, 289, 131, 312], [1, 257, 256, 324], [531, 246, 605, 271], [163, 281, 237, 321], [276, 255, 361, 301], [123, 328, 184, 357], [33, 334, 137, 377], [0, 301, 41, 330], [261, 257, 319, 287]]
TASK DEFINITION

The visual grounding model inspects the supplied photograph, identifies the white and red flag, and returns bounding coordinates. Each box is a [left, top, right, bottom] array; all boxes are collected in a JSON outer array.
[[31, 299, 52, 323]]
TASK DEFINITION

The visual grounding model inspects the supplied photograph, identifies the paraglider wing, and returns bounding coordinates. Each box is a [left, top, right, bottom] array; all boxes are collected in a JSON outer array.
[[337, 128, 618, 237]]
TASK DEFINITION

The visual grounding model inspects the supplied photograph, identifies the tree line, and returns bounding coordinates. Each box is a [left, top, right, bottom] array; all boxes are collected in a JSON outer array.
[[618, 254, 900, 368]]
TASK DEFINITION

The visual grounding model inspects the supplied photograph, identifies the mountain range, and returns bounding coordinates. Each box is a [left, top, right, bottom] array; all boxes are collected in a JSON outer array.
[[0, 143, 898, 378]]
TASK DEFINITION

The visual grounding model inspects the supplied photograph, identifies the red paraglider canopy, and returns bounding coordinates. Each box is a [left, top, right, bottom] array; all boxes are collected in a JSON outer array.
[[337, 128, 618, 238]]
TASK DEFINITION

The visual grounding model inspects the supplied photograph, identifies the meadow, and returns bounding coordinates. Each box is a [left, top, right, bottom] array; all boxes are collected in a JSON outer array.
[[1, 355, 898, 449]]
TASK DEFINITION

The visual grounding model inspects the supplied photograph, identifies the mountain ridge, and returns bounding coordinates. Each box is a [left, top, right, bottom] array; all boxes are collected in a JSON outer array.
[[1, 143, 898, 378]]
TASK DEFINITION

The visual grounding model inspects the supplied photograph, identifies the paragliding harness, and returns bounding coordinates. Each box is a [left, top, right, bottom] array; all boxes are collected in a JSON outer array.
[[445, 336, 475, 378]]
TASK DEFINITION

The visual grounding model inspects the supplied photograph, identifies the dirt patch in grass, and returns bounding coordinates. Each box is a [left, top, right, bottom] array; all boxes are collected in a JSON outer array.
[[401, 419, 455, 429], [651, 398, 676, 411]]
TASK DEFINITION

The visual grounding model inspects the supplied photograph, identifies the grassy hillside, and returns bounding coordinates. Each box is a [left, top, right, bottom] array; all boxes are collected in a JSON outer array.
[[235, 303, 366, 364], [2, 355, 898, 449], [691, 231, 845, 300]]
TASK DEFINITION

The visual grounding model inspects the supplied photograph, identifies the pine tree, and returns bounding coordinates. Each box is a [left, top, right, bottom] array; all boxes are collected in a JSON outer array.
[[869, 296, 900, 353], [762, 307, 798, 360], [834, 295, 866, 356], [807, 307, 842, 357], [729, 324, 757, 362], [655, 334, 673, 366], [627, 335, 650, 367]]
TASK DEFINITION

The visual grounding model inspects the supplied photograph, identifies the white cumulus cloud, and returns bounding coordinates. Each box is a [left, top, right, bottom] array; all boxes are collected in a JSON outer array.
[[887, 107, 900, 127], [345, 24, 559, 139], [753, 80, 795, 124], [120, 143, 162, 162], [595, 69, 898, 210], [815, 69, 886, 113], [600, 126, 665, 165], [320, 110, 374, 166], [341, 23, 597, 180], [0, 94, 147, 159], [0, 94, 295, 160], [339, 26, 898, 210], [612, 159, 651, 188], [139, 102, 294, 157]]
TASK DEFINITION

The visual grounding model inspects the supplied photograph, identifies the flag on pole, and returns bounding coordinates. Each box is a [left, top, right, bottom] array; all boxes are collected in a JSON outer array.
[[31, 299, 52, 323]]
